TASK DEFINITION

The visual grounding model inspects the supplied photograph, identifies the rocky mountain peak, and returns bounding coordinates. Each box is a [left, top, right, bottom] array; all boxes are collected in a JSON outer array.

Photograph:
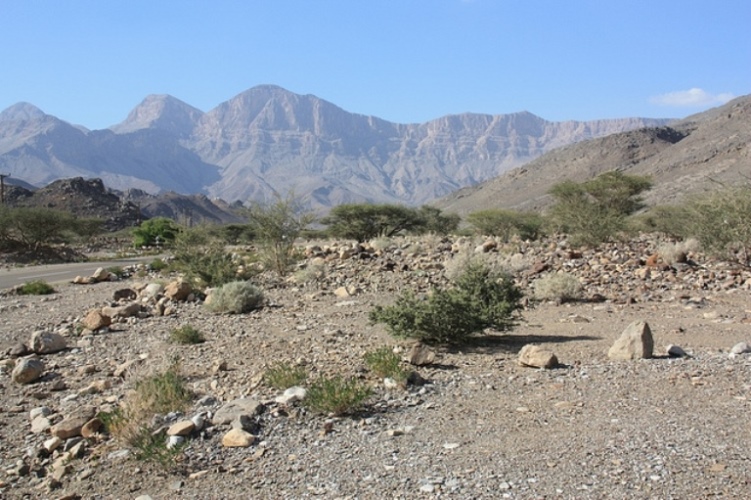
[[111, 94, 204, 137], [0, 102, 48, 122]]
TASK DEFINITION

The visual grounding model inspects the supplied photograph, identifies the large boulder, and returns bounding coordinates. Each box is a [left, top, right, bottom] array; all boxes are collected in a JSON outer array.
[[608, 321, 654, 360], [164, 281, 192, 301], [82, 310, 112, 331]]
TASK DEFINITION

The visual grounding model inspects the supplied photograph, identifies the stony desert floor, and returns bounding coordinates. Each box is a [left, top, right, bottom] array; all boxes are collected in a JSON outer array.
[[1, 236, 750, 499]]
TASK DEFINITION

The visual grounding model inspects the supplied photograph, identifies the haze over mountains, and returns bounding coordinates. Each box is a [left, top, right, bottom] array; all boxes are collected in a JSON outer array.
[[0, 85, 669, 211], [437, 94, 751, 215]]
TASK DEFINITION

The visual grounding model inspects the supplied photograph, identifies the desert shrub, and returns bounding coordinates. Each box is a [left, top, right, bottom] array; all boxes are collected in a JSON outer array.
[[533, 273, 583, 303], [548, 171, 652, 247], [171, 227, 241, 287], [680, 186, 751, 265], [246, 192, 314, 276], [169, 325, 205, 345], [364, 347, 407, 383], [631, 204, 692, 239], [412, 206, 461, 235], [132, 217, 180, 248], [106, 266, 126, 279], [217, 224, 256, 244], [291, 263, 325, 284], [107, 360, 192, 466], [657, 238, 700, 265], [17, 280, 55, 295], [370, 262, 523, 345], [264, 362, 308, 390], [149, 257, 169, 272], [304, 375, 372, 416], [205, 281, 264, 314], [466, 209, 545, 241], [4, 207, 79, 251]]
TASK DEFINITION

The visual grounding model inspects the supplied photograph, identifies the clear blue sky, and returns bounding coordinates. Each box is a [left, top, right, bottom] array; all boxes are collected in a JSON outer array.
[[1, 0, 748, 130]]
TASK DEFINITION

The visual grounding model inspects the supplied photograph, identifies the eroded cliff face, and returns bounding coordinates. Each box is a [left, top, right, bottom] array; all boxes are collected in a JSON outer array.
[[0, 85, 669, 209]]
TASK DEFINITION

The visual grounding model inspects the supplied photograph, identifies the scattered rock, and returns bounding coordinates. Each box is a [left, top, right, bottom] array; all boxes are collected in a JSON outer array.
[[12, 357, 45, 384], [167, 420, 196, 437], [517, 344, 559, 369], [212, 398, 265, 426], [608, 321, 653, 360], [81, 310, 111, 331], [165, 281, 192, 301], [29, 330, 67, 354], [221, 428, 256, 447], [666, 344, 689, 358], [275, 386, 307, 405], [408, 343, 436, 366]]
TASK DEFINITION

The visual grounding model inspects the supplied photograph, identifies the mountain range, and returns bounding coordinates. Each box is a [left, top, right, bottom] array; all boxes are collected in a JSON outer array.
[[0, 85, 669, 211], [436, 94, 751, 215]]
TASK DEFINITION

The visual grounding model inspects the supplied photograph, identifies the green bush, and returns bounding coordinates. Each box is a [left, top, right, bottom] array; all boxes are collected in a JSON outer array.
[[304, 375, 372, 416], [149, 257, 169, 272], [364, 347, 407, 383], [205, 281, 265, 314], [132, 217, 180, 248], [466, 209, 545, 241], [370, 262, 523, 345], [170, 227, 241, 287], [18, 280, 55, 295], [548, 171, 652, 247], [264, 362, 308, 390], [246, 192, 314, 276], [681, 186, 751, 265], [322, 204, 458, 242], [169, 325, 205, 345]]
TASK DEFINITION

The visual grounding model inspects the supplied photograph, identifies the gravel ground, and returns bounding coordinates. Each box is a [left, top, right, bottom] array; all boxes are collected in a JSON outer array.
[[1, 238, 751, 499]]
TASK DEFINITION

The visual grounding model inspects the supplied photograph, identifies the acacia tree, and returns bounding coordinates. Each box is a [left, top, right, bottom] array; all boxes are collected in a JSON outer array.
[[548, 171, 652, 247], [322, 203, 458, 242], [246, 192, 315, 276]]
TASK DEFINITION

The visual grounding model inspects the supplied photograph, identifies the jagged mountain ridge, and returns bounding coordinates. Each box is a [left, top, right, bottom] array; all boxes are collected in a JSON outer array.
[[0, 85, 670, 209], [435, 94, 751, 215]]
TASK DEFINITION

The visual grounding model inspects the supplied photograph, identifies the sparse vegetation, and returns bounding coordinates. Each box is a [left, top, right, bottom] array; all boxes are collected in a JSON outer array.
[[204, 280, 265, 314], [264, 362, 308, 390], [169, 324, 206, 345], [171, 227, 242, 287], [533, 272, 583, 303], [370, 262, 523, 345], [17, 280, 55, 295], [149, 257, 169, 272], [304, 375, 372, 416], [106, 360, 192, 467], [364, 347, 407, 383]]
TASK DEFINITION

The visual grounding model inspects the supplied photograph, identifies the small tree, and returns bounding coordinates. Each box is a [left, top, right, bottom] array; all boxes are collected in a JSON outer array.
[[171, 226, 240, 287], [548, 171, 652, 247], [682, 186, 751, 266], [322, 203, 448, 242], [246, 192, 314, 276], [132, 217, 180, 248], [466, 209, 544, 241], [6, 207, 78, 251]]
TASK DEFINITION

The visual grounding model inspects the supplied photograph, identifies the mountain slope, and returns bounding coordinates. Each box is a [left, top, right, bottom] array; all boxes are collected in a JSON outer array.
[[435, 95, 751, 215], [0, 85, 671, 209]]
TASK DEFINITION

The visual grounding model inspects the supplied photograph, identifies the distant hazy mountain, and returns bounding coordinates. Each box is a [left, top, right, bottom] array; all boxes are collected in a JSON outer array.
[[0, 85, 670, 210], [435, 94, 751, 215]]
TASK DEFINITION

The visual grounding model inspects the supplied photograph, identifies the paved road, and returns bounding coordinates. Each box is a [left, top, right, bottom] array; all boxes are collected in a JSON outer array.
[[0, 257, 153, 290]]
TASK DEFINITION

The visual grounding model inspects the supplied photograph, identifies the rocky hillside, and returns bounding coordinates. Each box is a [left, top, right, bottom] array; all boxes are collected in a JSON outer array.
[[0, 85, 668, 210], [5, 178, 241, 230], [436, 94, 751, 215]]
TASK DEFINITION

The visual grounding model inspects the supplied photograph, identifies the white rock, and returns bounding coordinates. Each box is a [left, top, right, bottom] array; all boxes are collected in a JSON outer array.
[[275, 386, 307, 405]]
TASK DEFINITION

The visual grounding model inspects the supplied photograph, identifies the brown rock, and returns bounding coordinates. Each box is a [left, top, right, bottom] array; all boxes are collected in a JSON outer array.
[[81, 417, 104, 438], [12, 357, 45, 384], [102, 302, 141, 319], [167, 420, 196, 437], [221, 428, 256, 447], [165, 281, 192, 301], [608, 320, 654, 360], [50, 416, 89, 440], [82, 310, 111, 331], [518, 344, 559, 369], [408, 343, 436, 366]]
